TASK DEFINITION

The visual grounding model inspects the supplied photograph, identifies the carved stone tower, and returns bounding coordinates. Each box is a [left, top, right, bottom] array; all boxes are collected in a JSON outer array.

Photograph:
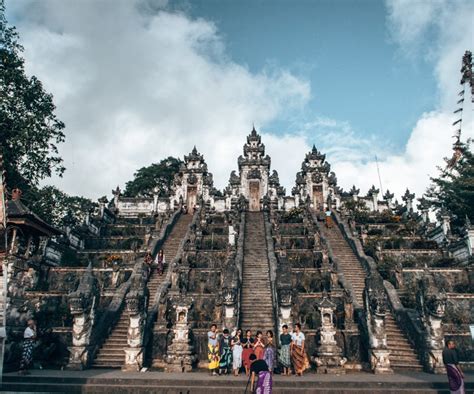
[[171, 147, 214, 210], [293, 146, 338, 210], [228, 127, 272, 211]]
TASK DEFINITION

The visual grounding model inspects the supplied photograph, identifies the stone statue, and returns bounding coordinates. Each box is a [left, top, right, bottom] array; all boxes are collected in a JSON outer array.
[[278, 288, 292, 332], [364, 274, 392, 374], [222, 287, 238, 329], [393, 262, 404, 289], [123, 263, 148, 371], [67, 264, 99, 370], [416, 275, 447, 374], [342, 288, 355, 330]]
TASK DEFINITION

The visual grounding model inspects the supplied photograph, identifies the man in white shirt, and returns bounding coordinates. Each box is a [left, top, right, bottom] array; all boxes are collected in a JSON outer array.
[[19, 319, 36, 375]]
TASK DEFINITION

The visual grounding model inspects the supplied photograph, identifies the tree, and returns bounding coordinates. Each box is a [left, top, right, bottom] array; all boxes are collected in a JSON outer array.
[[424, 142, 474, 229], [0, 0, 65, 192], [30, 186, 97, 229], [124, 157, 182, 197]]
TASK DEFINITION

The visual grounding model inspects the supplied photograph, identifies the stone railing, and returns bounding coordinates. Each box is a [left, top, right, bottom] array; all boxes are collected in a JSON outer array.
[[235, 211, 245, 284], [263, 211, 280, 337], [222, 211, 245, 330]]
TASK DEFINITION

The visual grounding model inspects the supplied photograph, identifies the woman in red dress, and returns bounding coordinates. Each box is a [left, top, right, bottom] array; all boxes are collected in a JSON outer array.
[[241, 330, 254, 376]]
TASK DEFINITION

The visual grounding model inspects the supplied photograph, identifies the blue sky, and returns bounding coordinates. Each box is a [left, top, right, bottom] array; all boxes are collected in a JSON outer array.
[[5, 0, 473, 199], [177, 0, 437, 147]]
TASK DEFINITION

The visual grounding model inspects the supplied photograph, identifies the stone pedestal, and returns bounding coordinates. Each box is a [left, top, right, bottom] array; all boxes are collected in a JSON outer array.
[[278, 288, 292, 335], [165, 298, 197, 372], [223, 288, 238, 329], [313, 296, 346, 374], [67, 346, 88, 370], [123, 347, 143, 371], [370, 348, 393, 374], [425, 348, 445, 374]]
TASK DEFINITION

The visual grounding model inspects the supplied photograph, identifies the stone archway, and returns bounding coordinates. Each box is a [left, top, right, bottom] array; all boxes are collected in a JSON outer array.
[[186, 186, 197, 212], [312, 185, 324, 211], [249, 181, 260, 212]]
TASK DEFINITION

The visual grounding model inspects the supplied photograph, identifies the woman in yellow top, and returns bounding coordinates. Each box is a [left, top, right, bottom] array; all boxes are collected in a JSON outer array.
[[207, 324, 220, 375]]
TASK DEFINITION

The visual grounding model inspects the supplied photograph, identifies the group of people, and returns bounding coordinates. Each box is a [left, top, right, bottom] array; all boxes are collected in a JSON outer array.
[[144, 249, 165, 278], [207, 323, 310, 380]]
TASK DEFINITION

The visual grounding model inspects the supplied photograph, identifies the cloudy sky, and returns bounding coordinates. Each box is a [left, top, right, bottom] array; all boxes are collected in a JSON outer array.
[[6, 0, 474, 201]]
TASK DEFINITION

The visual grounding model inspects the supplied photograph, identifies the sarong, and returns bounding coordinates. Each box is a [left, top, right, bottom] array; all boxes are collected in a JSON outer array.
[[208, 343, 220, 370], [157, 261, 164, 275], [279, 344, 291, 368], [232, 346, 242, 370], [255, 370, 272, 394], [20, 339, 34, 370], [242, 347, 254, 368], [291, 344, 309, 374], [219, 346, 232, 370], [254, 345, 264, 360], [264, 347, 275, 371], [446, 364, 465, 394]]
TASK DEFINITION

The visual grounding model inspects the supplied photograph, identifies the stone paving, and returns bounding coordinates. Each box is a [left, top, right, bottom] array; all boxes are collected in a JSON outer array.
[[1, 370, 473, 394]]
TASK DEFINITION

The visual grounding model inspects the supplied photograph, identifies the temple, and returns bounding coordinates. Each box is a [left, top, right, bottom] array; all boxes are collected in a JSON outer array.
[[0, 52, 473, 388]]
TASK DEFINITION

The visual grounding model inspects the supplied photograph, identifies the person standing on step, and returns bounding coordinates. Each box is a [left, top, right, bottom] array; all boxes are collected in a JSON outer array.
[[290, 323, 309, 376], [263, 330, 276, 374], [242, 329, 255, 376], [231, 329, 243, 376], [443, 340, 465, 394], [249, 353, 272, 394], [207, 324, 220, 376], [144, 251, 153, 279], [325, 208, 333, 229], [253, 331, 265, 360], [155, 249, 165, 276], [219, 328, 233, 375], [279, 324, 292, 376], [18, 319, 37, 375]]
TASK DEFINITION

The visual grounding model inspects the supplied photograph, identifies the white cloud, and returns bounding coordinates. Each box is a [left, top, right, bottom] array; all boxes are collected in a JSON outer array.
[[7, 0, 310, 198], [333, 112, 473, 199], [386, 0, 474, 109]]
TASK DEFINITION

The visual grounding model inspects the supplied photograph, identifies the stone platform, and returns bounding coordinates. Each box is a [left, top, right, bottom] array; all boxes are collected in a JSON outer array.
[[1, 370, 474, 393]]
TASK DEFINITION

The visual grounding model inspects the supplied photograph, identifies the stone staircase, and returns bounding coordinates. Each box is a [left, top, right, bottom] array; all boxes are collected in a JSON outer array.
[[321, 221, 422, 371], [240, 212, 275, 333], [93, 311, 129, 368], [147, 213, 193, 308], [320, 225, 366, 305], [385, 314, 423, 371], [92, 213, 193, 368]]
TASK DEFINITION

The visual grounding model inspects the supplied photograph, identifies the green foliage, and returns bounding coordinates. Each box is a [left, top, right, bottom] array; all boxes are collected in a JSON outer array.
[[0, 1, 65, 190], [124, 157, 182, 197], [30, 186, 97, 228], [424, 142, 474, 229], [342, 199, 370, 222]]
